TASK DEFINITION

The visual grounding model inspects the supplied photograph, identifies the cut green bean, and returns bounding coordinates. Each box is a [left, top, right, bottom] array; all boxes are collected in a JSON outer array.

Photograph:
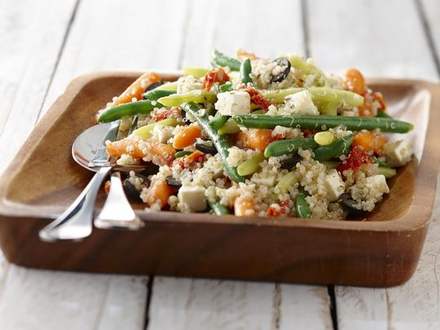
[[233, 114, 413, 133], [219, 82, 233, 92], [182, 102, 245, 183], [155, 82, 177, 91], [175, 150, 193, 158], [377, 110, 392, 118], [209, 201, 231, 215], [212, 50, 241, 71], [182, 67, 209, 78], [158, 90, 216, 107], [143, 89, 175, 101], [295, 193, 312, 218], [261, 87, 364, 115], [237, 153, 264, 176], [313, 135, 352, 161], [275, 172, 297, 194], [377, 166, 397, 178], [98, 100, 159, 123], [289, 56, 326, 86], [218, 119, 241, 135], [240, 58, 252, 84], [209, 115, 229, 130], [132, 117, 179, 139], [264, 137, 318, 158]]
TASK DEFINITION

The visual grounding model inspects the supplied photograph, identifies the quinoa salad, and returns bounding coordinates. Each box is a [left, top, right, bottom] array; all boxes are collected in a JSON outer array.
[[97, 50, 414, 220]]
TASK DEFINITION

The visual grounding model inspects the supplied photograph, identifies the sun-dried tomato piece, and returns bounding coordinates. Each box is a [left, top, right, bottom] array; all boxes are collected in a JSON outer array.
[[151, 107, 182, 121], [266, 202, 289, 217], [203, 68, 230, 91], [245, 87, 271, 111], [337, 145, 371, 173]]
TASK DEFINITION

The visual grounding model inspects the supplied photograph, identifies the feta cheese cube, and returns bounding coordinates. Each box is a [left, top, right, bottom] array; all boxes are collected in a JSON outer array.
[[215, 91, 251, 116], [324, 169, 345, 201], [365, 175, 389, 195], [178, 185, 207, 212], [284, 90, 319, 116], [383, 139, 413, 167]]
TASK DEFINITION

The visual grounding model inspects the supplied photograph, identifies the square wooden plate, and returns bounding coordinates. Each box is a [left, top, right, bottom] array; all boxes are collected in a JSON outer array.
[[0, 72, 439, 287]]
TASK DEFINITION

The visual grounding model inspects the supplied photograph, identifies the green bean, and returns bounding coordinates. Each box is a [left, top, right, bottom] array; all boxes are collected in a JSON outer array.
[[182, 102, 245, 183], [377, 110, 392, 118], [175, 150, 193, 158], [98, 100, 159, 123], [233, 114, 413, 133], [219, 82, 233, 92], [132, 117, 179, 139], [155, 82, 177, 91], [237, 153, 264, 176], [295, 193, 312, 218], [261, 87, 364, 115], [158, 90, 216, 107], [240, 58, 252, 84], [209, 115, 229, 130], [313, 135, 352, 161], [275, 172, 297, 194], [212, 50, 241, 71], [209, 201, 231, 215], [377, 166, 397, 178], [218, 119, 241, 135], [264, 137, 318, 158], [289, 56, 326, 86], [261, 88, 303, 103], [182, 67, 209, 78], [143, 89, 175, 101]]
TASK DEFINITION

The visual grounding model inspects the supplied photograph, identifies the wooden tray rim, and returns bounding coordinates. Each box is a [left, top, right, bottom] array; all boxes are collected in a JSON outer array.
[[0, 71, 439, 233]]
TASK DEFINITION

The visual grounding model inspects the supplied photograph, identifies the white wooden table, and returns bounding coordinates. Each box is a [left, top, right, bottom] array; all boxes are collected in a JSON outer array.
[[1, 0, 440, 329]]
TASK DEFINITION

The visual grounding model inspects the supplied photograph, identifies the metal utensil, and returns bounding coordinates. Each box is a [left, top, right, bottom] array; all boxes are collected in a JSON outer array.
[[39, 123, 141, 242]]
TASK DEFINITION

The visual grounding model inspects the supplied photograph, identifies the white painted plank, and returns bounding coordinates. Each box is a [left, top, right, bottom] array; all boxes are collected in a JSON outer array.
[[307, 0, 440, 329], [42, 0, 188, 116], [0, 267, 147, 330], [307, 0, 437, 80], [149, 1, 332, 329], [181, 0, 305, 67], [421, 0, 440, 64], [0, 0, 77, 172], [0, 0, 189, 329], [149, 278, 274, 330], [279, 284, 333, 330]]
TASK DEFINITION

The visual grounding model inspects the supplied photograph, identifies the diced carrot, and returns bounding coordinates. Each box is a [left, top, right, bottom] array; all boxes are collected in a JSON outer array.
[[172, 124, 202, 149], [106, 139, 144, 159], [115, 72, 161, 106], [149, 143, 176, 164], [236, 49, 257, 60], [184, 150, 204, 165], [353, 131, 387, 153], [237, 129, 272, 151], [345, 68, 365, 95], [234, 196, 256, 217], [146, 180, 173, 208]]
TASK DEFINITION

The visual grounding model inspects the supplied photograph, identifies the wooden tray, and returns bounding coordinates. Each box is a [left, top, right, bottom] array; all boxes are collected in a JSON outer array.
[[0, 72, 439, 287]]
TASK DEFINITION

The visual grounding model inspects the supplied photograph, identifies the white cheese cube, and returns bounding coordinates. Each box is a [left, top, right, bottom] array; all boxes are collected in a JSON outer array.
[[365, 175, 389, 195], [215, 91, 251, 116], [383, 139, 412, 167], [324, 169, 345, 201], [178, 185, 207, 212], [284, 90, 319, 116]]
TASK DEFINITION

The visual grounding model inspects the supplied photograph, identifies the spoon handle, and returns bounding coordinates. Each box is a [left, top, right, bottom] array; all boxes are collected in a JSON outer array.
[[39, 166, 111, 241], [94, 172, 143, 230]]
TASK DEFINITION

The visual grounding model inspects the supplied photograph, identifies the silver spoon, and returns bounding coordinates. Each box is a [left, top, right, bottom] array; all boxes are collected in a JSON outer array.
[[39, 123, 142, 242]]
